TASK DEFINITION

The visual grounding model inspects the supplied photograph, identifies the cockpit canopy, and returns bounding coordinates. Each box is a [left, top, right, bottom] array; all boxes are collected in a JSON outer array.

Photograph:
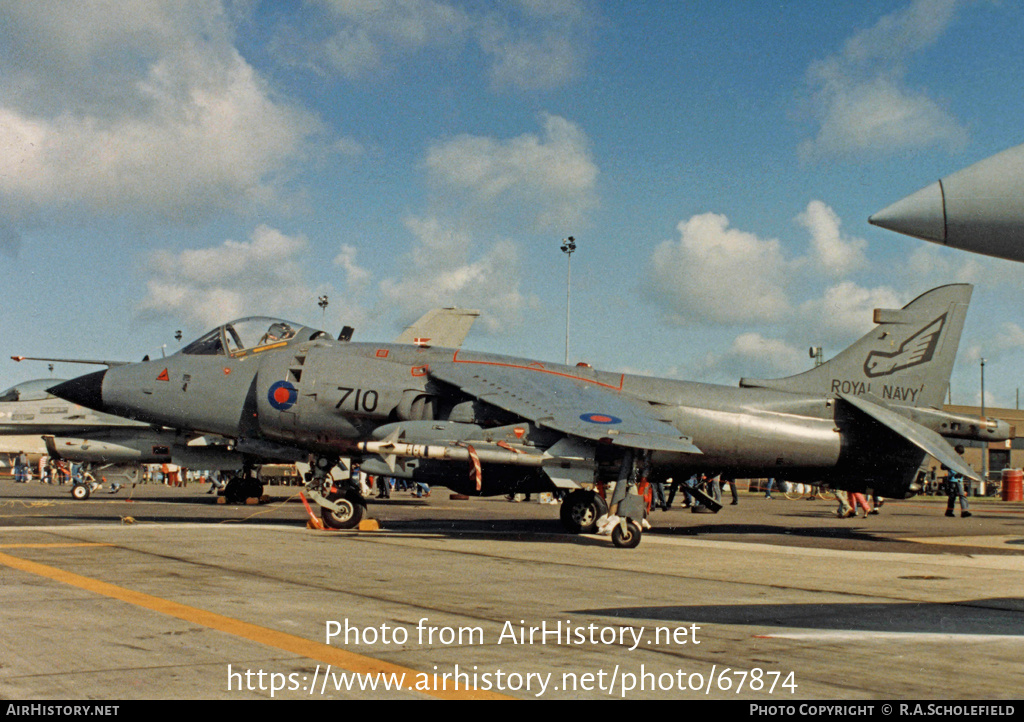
[[0, 379, 64, 403], [182, 317, 325, 357]]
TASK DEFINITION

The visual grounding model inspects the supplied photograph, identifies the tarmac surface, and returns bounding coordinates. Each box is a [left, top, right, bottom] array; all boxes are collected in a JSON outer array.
[[1, 480, 1022, 700]]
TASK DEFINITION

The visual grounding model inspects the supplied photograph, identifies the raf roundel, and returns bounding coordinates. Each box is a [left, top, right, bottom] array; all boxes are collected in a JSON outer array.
[[267, 380, 298, 411], [579, 412, 622, 425]]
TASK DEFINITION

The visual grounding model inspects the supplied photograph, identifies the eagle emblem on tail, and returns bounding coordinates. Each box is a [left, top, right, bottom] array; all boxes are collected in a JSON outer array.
[[864, 314, 946, 378]]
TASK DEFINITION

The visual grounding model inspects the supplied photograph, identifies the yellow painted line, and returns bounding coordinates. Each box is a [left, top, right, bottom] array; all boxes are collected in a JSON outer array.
[[0, 549, 509, 700]]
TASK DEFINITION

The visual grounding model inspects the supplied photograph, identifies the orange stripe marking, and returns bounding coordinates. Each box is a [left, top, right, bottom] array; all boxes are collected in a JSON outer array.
[[451, 350, 625, 390]]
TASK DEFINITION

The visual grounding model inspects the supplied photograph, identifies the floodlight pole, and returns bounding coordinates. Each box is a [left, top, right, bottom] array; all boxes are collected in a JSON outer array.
[[560, 236, 576, 365], [980, 357, 986, 417], [981, 357, 987, 490]]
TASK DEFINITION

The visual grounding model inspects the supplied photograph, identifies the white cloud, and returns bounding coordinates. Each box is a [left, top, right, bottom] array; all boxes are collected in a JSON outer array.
[[675, 333, 808, 385], [728, 333, 807, 375], [424, 113, 598, 230], [967, 323, 1024, 365], [324, 0, 471, 50], [905, 244, 1023, 288], [642, 201, 919, 383], [797, 200, 868, 276], [317, 0, 471, 79], [333, 244, 372, 292], [333, 136, 367, 157], [644, 202, 904, 338], [476, 1, 589, 90], [800, 0, 968, 159], [666, 283, 908, 385], [295, 1, 589, 90], [995, 323, 1024, 353], [322, 25, 383, 78], [0, 2, 318, 228], [379, 215, 533, 332], [372, 113, 589, 336], [646, 212, 791, 326], [730, 332, 803, 364], [137, 225, 321, 329], [797, 281, 905, 342]]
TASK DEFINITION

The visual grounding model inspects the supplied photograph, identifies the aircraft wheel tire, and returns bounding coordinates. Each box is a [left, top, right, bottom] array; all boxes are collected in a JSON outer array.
[[244, 477, 264, 500], [71, 484, 90, 501], [560, 490, 608, 534], [611, 520, 642, 549], [223, 476, 263, 504], [320, 490, 365, 530], [223, 477, 245, 503]]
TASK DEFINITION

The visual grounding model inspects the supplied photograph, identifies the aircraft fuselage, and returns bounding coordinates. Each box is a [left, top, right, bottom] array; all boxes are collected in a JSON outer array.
[[62, 339, 917, 496]]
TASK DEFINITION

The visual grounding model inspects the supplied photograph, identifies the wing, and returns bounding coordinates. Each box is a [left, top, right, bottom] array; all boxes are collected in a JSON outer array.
[[395, 308, 481, 348], [428, 360, 701, 454]]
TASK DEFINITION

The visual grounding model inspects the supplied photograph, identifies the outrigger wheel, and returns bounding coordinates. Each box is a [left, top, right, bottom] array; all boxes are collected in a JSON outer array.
[[559, 489, 609, 534], [611, 519, 642, 549]]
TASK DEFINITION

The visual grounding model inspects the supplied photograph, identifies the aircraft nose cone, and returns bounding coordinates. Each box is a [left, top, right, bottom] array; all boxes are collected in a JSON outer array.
[[869, 180, 947, 243], [49, 370, 107, 411]]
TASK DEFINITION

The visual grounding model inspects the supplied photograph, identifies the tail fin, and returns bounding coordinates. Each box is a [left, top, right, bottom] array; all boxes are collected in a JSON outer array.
[[739, 284, 972, 408], [396, 307, 481, 348]]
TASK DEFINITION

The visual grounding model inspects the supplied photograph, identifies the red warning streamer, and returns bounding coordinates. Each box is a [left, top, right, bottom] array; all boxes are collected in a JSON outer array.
[[456, 442, 483, 491], [496, 441, 524, 454]]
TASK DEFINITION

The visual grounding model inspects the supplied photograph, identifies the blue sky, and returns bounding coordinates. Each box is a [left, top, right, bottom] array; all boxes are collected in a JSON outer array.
[[2, 0, 1023, 408]]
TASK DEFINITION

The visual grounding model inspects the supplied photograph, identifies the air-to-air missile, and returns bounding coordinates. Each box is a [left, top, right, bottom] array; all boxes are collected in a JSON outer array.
[[870, 142, 1024, 263]]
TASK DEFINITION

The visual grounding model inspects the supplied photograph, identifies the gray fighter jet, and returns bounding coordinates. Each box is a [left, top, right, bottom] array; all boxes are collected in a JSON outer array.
[[50, 285, 1009, 546], [870, 142, 1024, 262], [0, 378, 243, 498]]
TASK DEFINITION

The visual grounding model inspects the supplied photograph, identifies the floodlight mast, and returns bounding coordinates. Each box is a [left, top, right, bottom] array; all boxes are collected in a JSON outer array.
[[561, 236, 576, 365], [981, 357, 987, 488]]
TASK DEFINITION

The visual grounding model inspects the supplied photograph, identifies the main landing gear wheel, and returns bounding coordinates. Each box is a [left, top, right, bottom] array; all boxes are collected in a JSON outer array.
[[223, 475, 264, 504], [611, 520, 642, 549], [320, 489, 366, 530], [71, 484, 90, 501], [560, 489, 609, 534]]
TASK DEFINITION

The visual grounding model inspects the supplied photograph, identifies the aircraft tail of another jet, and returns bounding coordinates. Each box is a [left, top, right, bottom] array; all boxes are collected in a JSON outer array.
[[740, 284, 972, 409], [396, 307, 481, 348]]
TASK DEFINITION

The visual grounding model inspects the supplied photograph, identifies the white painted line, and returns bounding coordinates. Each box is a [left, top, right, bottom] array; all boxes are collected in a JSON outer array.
[[755, 631, 1024, 642]]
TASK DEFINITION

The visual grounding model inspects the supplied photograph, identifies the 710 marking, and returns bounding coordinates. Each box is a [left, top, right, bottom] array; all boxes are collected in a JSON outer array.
[[335, 387, 379, 412]]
